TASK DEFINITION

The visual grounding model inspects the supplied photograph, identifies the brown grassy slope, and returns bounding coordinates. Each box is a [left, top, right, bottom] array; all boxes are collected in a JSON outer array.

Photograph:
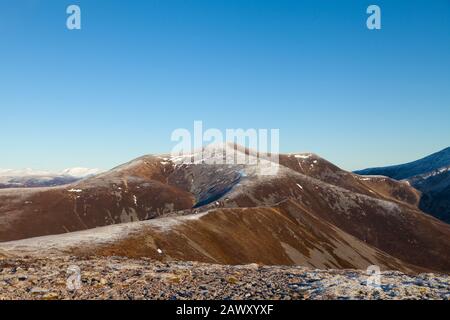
[[0, 156, 195, 241], [0, 200, 423, 273]]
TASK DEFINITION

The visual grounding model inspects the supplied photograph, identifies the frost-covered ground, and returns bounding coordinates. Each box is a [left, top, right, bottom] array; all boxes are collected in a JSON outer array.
[[0, 256, 449, 300]]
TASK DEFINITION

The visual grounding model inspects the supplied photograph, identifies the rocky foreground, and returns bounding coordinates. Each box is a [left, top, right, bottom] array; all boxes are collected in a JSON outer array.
[[0, 256, 449, 300]]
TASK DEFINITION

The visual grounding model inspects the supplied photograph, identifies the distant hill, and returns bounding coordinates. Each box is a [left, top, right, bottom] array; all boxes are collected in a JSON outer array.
[[355, 147, 450, 223], [0, 167, 101, 189]]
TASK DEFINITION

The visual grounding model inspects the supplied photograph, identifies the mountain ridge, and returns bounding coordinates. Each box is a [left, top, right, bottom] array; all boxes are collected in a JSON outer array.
[[355, 147, 450, 180], [1, 144, 450, 273], [355, 146, 450, 223]]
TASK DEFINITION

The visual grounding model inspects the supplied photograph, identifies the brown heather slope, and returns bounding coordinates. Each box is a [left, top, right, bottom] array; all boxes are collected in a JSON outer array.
[[213, 168, 450, 273], [0, 144, 449, 273], [279, 153, 421, 206], [74, 200, 428, 273], [0, 156, 195, 241], [0, 200, 423, 273]]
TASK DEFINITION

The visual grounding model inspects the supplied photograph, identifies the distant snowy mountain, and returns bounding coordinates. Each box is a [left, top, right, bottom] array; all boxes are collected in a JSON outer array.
[[355, 147, 450, 180], [0, 167, 102, 189], [355, 147, 450, 223]]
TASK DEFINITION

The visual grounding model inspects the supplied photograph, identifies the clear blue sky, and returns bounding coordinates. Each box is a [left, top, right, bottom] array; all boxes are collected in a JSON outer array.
[[1, 0, 449, 171]]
